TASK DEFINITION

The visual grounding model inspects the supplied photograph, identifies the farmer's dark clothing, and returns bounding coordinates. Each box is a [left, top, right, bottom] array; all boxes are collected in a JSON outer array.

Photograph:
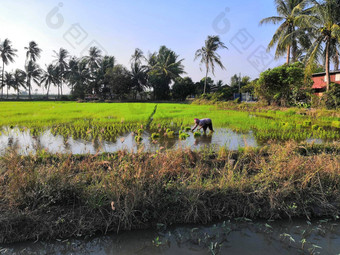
[[192, 118, 214, 132]]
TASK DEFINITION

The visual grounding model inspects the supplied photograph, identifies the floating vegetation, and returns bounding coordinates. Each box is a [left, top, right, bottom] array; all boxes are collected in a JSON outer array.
[[165, 130, 175, 138], [194, 131, 201, 137], [151, 132, 160, 140], [179, 133, 190, 140], [135, 135, 143, 142]]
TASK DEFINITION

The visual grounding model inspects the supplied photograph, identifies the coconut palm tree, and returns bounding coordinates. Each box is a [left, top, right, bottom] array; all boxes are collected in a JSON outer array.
[[53, 48, 69, 98], [297, 0, 340, 91], [130, 49, 147, 99], [25, 60, 42, 99], [84, 46, 102, 71], [95, 56, 115, 97], [25, 41, 42, 64], [260, 0, 309, 64], [41, 64, 58, 99], [149, 46, 185, 99], [12, 69, 26, 99], [66, 57, 80, 95], [0, 39, 17, 99], [195, 35, 228, 94], [3, 72, 13, 99], [130, 62, 148, 99], [65, 57, 93, 98], [130, 48, 146, 66]]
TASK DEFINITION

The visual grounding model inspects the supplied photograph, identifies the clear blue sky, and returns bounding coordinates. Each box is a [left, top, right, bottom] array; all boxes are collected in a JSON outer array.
[[1, 0, 283, 93]]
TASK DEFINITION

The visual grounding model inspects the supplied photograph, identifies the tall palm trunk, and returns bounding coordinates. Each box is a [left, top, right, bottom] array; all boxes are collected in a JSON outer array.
[[46, 83, 51, 100], [204, 63, 208, 94], [1, 61, 4, 99], [325, 38, 331, 92], [334, 50, 339, 70], [28, 77, 31, 100], [6, 84, 9, 99], [286, 45, 291, 65], [17, 87, 19, 100], [291, 27, 297, 63]]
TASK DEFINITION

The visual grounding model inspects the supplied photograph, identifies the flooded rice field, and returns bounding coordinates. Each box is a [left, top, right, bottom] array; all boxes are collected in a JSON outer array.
[[0, 126, 331, 156], [0, 127, 258, 155]]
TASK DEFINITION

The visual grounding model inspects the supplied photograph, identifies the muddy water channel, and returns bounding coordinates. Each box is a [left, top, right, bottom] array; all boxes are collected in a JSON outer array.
[[2, 219, 340, 254], [0, 127, 258, 155]]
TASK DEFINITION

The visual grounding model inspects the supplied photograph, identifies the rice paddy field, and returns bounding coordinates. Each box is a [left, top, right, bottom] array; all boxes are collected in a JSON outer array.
[[0, 101, 339, 246], [0, 101, 339, 150]]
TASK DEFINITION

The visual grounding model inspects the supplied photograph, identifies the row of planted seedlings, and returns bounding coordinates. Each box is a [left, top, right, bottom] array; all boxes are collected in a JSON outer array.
[[50, 121, 143, 142], [251, 109, 340, 140], [146, 111, 340, 142], [252, 119, 340, 142], [132, 119, 204, 143]]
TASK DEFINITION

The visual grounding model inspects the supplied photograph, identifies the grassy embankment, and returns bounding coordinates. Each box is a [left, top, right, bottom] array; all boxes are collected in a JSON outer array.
[[0, 142, 339, 243]]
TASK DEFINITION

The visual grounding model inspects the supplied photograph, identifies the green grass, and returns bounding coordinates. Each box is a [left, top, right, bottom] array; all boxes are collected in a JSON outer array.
[[0, 102, 339, 142], [0, 102, 155, 127]]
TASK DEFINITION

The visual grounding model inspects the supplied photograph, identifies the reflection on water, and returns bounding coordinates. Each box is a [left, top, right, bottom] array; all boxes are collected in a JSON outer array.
[[0, 127, 257, 155], [2, 218, 340, 254]]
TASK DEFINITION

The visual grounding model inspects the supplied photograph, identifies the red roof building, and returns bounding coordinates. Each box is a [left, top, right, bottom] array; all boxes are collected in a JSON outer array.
[[312, 71, 340, 96]]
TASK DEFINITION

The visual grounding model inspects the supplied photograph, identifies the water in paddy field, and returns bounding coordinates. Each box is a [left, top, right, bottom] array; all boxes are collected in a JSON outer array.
[[2, 218, 340, 254], [0, 127, 258, 155]]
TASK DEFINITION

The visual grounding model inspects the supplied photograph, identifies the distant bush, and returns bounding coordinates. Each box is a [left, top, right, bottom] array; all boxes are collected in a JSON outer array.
[[60, 95, 71, 101], [255, 62, 312, 106], [324, 83, 340, 109], [171, 77, 195, 101]]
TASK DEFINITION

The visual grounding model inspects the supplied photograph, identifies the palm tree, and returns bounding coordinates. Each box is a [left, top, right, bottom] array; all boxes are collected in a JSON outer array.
[[297, 0, 340, 91], [150, 46, 185, 99], [12, 69, 26, 99], [130, 49, 147, 99], [3, 72, 13, 99], [85, 46, 102, 71], [41, 64, 58, 99], [65, 58, 92, 98], [53, 48, 69, 98], [25, 41, 42, 64], [130, 62, 148, 99], [25, 60, 42, 99], [0, 39, 17, 99], [83, 47, 103, 96], [95, 56, 115, 97], [195, 35, 228, 94], [66, 57, 80, 95], [260, 0, 309, 64], [130, 48, 146, 66]]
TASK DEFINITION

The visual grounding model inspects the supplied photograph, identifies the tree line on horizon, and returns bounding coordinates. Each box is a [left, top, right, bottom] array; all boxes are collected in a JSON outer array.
[[0, 36, 228, 101], [1, 0, 339, 102]]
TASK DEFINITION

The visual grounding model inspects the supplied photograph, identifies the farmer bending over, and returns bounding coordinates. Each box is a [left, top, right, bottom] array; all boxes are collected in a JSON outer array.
[[191, 118, 214, 133]]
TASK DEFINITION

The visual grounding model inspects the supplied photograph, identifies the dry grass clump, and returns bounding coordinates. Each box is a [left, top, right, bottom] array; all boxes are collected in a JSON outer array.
[[0, 142, 339, 243]]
